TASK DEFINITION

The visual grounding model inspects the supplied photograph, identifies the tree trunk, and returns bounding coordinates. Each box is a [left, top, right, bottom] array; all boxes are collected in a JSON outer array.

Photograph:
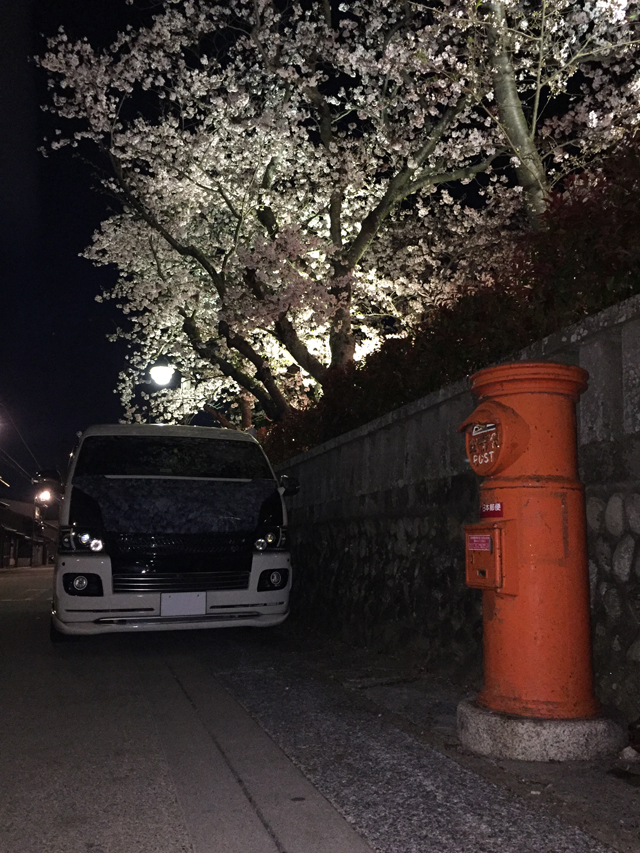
[[328, 306, 356, 368], [239, 395, 253, 429], [488, 1, 549, 225]]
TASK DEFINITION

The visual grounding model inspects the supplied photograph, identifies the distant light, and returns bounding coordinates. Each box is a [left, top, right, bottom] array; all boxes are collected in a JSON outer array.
[[36, 489, 52, 503], [150, 364, 175, 386]]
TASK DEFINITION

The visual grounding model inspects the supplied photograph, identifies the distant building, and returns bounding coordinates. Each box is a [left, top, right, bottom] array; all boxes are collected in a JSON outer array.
[[0, 498, 58, 568]]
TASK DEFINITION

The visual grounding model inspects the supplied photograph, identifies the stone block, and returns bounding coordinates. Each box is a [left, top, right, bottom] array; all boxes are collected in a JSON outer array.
[[595, 537, 612, 574], [603, 587, 622, 622], [622, 317, 640, 435], [579, 332, 623, 445], [627, 638, 640, 663], [588, 560, 598, 607], [622, 436, 640, 482], [586, 497, 605, 532], [605, 493, 626, 538], [612, 534, 636, 583], [625, 493, 640, 535]]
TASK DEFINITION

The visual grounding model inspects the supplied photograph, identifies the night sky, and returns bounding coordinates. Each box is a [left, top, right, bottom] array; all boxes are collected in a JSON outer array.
[[0, 1, 148, 499]]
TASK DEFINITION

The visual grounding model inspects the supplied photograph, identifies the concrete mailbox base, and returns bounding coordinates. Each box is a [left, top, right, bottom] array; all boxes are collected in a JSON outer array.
[[457, 699, 627, 762]]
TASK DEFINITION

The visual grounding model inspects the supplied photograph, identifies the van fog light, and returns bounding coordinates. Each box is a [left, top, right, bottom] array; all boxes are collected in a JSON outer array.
[[63, 573, 104, 596], [89, 538, 104, 552], [254, 538, 267, 551], [257, 568, 289, 591]]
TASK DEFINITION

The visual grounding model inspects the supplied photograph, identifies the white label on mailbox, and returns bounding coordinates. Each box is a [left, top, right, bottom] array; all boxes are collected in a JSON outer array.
[[468, 534, 492, 551]]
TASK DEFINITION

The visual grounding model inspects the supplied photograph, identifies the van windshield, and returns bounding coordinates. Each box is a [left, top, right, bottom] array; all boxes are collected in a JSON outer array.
[[74, 435, 273, 480]]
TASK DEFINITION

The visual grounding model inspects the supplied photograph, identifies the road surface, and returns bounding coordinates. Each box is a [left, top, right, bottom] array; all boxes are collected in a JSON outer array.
[[0, 567, 617, 853]]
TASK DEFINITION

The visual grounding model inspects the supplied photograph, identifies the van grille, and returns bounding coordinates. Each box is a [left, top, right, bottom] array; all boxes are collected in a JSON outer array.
[[109, 532, 253, 593], [112, 570, 250, 593]]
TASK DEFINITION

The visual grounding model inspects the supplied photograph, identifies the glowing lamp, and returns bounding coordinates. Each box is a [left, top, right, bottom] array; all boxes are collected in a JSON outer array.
[[149, 362, 175, 386]]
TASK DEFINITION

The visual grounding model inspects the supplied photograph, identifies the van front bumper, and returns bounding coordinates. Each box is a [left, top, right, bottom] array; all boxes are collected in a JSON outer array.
[[51, 607, 289, 635], [52, 552, 291, 635]]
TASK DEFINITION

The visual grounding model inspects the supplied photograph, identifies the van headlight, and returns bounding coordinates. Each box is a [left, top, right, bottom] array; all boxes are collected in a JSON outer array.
[[59, 527, 106, 554], [253, 527, 286, 551]]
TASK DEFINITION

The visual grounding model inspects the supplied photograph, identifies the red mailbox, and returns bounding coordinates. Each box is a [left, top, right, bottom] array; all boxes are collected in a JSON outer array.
[[459, 362, 599, 720]]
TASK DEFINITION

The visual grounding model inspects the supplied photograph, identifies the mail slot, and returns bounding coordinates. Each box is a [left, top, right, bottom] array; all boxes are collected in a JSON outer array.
[[465, 524, 502, 589]]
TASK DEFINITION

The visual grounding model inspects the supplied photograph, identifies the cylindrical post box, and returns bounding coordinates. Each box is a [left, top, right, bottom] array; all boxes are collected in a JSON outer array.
[[459, 361, 599, 720]]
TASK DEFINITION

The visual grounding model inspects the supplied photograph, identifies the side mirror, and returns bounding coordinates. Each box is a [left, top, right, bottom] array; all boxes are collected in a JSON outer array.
[[279, 474, 300, 497]]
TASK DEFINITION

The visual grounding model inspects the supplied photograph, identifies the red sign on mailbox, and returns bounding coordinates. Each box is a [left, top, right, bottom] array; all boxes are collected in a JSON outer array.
[[481, 501, 504, 519]]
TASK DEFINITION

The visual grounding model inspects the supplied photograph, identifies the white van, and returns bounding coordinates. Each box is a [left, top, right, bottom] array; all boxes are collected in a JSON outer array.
[[51, 423, 296, 638]]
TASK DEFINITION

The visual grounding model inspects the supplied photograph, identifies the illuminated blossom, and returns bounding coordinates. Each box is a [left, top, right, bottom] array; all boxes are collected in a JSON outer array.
[[39, 0, 640, 422]]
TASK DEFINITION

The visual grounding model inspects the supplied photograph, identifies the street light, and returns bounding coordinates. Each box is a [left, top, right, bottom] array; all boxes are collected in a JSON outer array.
[[149, 356, 176, 387]]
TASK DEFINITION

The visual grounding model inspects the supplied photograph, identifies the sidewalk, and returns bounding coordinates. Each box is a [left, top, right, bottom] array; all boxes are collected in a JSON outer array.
[[280, 626, 640, 853]]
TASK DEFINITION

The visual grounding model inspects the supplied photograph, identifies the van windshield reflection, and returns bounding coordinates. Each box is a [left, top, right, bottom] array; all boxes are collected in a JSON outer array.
[[74, 435, 273, 480]]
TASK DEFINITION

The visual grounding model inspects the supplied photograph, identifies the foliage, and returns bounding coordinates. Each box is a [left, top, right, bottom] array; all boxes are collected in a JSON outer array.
[[262, 141, 640, 462], [39, 0, 640, 424]]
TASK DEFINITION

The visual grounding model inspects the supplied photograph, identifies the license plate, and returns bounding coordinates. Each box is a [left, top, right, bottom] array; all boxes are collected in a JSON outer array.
[[160, 592, 206, 616]]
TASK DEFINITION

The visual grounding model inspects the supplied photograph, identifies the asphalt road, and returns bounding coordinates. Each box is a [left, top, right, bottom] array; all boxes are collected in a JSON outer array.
[[0, 568, 621, 853]]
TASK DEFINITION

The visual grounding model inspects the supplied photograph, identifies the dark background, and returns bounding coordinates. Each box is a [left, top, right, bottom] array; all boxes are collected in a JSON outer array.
[[0, 0, 148, 499]]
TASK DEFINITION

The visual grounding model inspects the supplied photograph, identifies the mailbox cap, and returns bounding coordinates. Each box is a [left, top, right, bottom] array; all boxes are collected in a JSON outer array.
[[470, 361, 589, 401]]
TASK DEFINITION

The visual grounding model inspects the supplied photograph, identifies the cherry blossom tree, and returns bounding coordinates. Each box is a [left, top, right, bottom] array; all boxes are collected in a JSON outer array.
[[40, 0, 640, 423]]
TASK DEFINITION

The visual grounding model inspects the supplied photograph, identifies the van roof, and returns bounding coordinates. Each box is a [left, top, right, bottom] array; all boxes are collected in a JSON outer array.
[[80, 424, 259, 444]]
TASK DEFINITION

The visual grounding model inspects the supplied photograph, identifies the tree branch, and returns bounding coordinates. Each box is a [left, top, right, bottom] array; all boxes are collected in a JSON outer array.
[[404, 150, 507, 197], [257, 206, 279, 239], [320, 0, 332, 28], [181, 313, 282, 420], [340, 96, 468, 271], [203, 403, 239, 430], [261, 157, 278, 190], [240, 269, 330, 384], [108, 152, 227, 298], [487, 1, 548, 222], [304, 84, 334, 149], [329, 190, 343, 247], [272, 314, 329, 383], [530, 0, 547, 140], [218, 319, 291, 416]]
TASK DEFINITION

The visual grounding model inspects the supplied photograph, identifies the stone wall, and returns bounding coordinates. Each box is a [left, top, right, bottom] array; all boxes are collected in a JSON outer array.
[[279, 377, 482, 671], [279, 295, 640, 721], [587, 493, 640, 720]]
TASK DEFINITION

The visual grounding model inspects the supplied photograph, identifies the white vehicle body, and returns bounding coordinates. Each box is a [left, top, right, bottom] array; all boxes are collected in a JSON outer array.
[[52, 424, 292, 635]]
